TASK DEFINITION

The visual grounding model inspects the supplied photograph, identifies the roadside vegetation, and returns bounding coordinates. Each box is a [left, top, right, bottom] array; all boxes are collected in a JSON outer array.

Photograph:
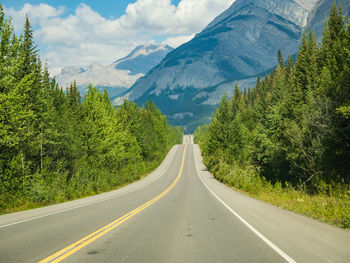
[[0, 7, 183, 214], [194, 3, 350, 228]]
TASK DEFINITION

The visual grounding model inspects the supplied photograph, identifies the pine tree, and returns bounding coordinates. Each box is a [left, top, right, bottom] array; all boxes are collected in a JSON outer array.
[[232, 83, 244, 116], [19, 14, 37, 78], [278, 49, 284, 69], [329, 1, 344, 41], [67, 81, 81, 107]]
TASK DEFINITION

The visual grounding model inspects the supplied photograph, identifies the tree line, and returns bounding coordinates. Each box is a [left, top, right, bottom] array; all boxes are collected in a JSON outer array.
[[195, 3, 349, 195], [0, 7, 183, 212]]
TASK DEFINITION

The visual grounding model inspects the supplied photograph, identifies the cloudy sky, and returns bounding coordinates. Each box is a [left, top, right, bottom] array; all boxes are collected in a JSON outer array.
[[3, 0, 234, 75]]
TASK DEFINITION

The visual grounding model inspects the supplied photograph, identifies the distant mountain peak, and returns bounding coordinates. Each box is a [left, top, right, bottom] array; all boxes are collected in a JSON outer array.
[[59, 66, 86, 76], [112, 44, 174, 75], [117, 45, 161, 62], [86, 63, 105, 71], [54, 44, 173, 99], [114, 44, 172, 63]]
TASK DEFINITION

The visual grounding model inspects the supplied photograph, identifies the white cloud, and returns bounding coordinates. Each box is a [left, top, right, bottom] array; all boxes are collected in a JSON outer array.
[[162, 34, 195, 48], [5, 0, 235, 75], [120, 0, 234, 34], [5, 3, 65, 31]]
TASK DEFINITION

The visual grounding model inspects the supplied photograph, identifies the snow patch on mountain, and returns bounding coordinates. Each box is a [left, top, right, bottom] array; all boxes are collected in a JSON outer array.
[[115, 45, 171, 63], [55, 44, 173, 97], [112, 44, 174, 75], [55, 63, 142, 90]]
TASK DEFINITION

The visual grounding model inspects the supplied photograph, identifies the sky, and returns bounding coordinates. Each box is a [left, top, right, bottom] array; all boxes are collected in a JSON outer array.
[[3, 0, 234, 75]]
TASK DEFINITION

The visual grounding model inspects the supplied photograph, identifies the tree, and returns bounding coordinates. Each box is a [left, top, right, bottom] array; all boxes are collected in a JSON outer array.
[[232, 83, 244, 116], [278, 49, 284, 69]]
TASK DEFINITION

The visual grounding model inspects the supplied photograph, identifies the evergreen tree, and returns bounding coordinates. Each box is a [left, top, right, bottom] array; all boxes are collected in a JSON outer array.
[[278, 49, 284, 69], [195, 3, 349, 190], [232, 83, 244, 116], [19, 14, 36, 78]]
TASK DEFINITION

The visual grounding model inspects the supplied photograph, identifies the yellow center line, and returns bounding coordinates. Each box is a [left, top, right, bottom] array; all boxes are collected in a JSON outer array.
[[39, 145, 187, 263]]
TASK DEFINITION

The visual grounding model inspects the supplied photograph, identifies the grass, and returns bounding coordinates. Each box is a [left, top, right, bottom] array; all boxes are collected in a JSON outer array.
[[251, 187, 350, 229], [210, 160, 350, 229]]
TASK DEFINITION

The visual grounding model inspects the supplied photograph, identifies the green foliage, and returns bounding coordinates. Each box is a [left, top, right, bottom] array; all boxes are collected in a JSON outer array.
[[337, 105, 350, 118], [195, 3, 350, 228], [0, 9, 183, 213]]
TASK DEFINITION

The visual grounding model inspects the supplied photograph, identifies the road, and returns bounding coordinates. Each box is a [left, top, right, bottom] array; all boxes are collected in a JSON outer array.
[[0, 135, 349, 262]]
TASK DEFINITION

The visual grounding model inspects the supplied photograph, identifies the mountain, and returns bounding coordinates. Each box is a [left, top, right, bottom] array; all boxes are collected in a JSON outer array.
[[55, 64, 142, 98], [119, 0, 349, 132], [112, 44, 174, 75], [54, 44, 173, 98]]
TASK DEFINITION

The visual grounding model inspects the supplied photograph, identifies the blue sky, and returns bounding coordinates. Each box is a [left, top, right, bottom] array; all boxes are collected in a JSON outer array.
[[4, 1, 182, 18], [3, 0, 234, 75]]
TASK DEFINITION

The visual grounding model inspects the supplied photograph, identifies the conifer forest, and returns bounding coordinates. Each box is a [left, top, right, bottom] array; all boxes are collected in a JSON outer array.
[[0, 7, 183, 212]]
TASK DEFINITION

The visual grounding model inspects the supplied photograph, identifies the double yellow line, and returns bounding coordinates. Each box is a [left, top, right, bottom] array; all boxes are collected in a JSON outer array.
[[39, 145, 187, 263]]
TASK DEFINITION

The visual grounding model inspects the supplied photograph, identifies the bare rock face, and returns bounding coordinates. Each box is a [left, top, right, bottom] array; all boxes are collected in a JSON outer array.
[[118, 0, 348, 132]]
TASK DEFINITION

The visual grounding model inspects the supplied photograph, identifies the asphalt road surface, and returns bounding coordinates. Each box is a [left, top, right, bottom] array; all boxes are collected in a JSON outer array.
[[0, 135, 349, 262]]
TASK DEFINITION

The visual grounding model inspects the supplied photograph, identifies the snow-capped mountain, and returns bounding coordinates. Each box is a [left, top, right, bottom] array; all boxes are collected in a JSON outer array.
[[55, 63, 142, 97], [118, 0, 349, 132], [112, 44, 173, 75], [54, 44, 173, 98]]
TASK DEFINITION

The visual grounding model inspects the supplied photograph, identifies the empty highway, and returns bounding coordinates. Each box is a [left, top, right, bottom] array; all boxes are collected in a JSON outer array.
[[0, 136, 349, 263]]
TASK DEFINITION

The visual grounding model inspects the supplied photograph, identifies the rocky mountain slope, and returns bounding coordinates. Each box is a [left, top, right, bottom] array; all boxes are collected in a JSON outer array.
[[55, 44, 173, 98], [119, 0, 349, 132]]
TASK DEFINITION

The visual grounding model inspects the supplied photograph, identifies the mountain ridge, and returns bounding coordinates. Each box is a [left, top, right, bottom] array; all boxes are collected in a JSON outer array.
[[118, 0, 349, 132], [54, 44, 173, 98], [113, 44, 173, 75]]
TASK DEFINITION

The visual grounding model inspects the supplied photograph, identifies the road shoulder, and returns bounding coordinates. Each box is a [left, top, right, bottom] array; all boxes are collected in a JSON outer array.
[[193, 144, 350, 263]]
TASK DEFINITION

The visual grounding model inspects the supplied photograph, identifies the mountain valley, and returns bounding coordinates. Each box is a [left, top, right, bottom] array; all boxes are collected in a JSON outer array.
[[118, 0, 349, 132]]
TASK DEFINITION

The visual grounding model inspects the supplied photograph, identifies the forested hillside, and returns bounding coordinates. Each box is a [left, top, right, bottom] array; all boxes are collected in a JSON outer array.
[[0, 7, 182, 213], [195, 3, 350, 228]]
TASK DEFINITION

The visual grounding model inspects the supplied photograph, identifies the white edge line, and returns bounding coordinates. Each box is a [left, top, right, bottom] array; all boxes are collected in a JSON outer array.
[[192, 145, 297, 263], [0, 193, 126, 229], [0, 145, 180, 229]]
